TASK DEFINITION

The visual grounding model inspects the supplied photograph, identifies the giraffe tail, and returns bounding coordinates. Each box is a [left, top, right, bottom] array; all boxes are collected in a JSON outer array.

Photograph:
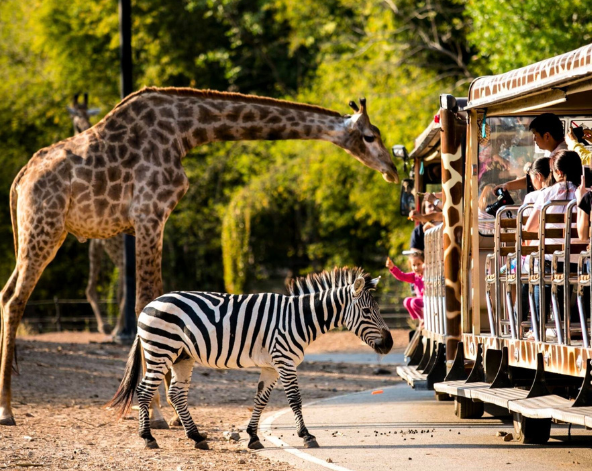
[[9, 165, 27, 258], [107, 335, 142, 418]]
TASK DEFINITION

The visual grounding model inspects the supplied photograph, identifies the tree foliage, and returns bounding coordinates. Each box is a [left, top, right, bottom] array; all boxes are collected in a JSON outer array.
[[2, 0, 591, 318]]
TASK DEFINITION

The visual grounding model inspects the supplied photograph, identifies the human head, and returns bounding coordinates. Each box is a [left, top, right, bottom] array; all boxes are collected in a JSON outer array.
[[422, 196, 436, 215], [529, 113, 564, 152], [408, 252, 424, 276], [478, 184, 497, 211], [528, 156, 551, 190], [553, 150, 582, 186]]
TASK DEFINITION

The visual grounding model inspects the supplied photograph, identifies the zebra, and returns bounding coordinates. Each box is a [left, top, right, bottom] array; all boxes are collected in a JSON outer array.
[[108, 267, 393, 450]]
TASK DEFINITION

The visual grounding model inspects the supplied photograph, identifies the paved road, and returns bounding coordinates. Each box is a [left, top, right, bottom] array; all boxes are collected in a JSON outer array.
[[304, 352, 405, 365], [255, 383, 592, 471]]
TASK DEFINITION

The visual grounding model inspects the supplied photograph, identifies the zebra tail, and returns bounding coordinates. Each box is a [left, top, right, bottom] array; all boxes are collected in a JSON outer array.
[[107, 335, 142, 418]]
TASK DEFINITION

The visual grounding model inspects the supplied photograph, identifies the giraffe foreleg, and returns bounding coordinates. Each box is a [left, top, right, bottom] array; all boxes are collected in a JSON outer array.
[[247, 367, 278, 449], [168, 357, 208, 449], [275, 361, 318, 448]]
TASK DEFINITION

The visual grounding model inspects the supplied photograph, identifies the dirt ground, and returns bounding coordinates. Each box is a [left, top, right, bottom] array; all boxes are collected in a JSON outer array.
[[0, 329, 407, 470]]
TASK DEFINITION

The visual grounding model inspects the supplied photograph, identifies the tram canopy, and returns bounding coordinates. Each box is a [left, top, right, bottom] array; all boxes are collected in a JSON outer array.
[[467, 43, 592, 114]]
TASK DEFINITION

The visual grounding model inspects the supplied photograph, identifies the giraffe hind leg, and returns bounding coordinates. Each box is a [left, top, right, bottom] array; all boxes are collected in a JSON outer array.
[[168, 357, 208, 449], [247, 367, 279, 449]]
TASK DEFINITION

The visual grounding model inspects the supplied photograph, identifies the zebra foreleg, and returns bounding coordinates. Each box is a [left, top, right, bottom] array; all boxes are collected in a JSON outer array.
[[246, 367, 278, 449], [168, 358, 208, 450], [277, 363, 319, 448]]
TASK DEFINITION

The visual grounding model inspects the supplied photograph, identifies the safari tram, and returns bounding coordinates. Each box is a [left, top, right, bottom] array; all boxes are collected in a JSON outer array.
[[394, 42, 592, 444]]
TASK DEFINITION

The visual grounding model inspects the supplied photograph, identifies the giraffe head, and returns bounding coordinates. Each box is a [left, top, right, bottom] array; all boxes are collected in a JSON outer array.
[[343, 98, 399, 183], [66, 93, 100, 134]]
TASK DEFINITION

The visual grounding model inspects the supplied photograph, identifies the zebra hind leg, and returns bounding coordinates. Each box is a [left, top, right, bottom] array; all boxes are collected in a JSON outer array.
[[277, 363, 319, 448], [137, 374, 164, 449], [246, 367, 278, 449], [168, 357, 208, 450]]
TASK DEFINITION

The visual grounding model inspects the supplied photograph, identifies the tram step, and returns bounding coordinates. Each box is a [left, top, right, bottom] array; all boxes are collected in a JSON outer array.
[[551, 406, 592, 427], [471, 387, 530, 409], [395, 366, 428, 389], [433, 381, 490, 398], [509, 395, 573, 419]]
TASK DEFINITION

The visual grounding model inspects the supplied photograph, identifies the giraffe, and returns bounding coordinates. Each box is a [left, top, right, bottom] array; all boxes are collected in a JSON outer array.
[[68, 94, 126, 336], [0, 87, 399, 426]]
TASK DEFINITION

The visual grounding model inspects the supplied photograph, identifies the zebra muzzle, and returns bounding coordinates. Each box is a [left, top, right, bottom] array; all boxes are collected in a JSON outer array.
[[373, 329, 393, 354]]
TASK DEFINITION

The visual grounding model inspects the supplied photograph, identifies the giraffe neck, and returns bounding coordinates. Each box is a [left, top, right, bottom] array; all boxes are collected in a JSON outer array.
[[99, 89, 350, 159]]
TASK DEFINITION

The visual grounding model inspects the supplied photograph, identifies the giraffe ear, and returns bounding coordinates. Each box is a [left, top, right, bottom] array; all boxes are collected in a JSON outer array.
[[352, 277, 365, 298], [87, 107, 101, 116]]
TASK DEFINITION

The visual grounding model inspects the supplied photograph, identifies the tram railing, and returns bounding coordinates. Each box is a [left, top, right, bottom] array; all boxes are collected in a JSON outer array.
[[424, 224, 445, 336]]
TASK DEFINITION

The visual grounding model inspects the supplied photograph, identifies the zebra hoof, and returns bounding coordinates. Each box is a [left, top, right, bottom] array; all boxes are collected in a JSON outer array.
[[248, 440, 264, 450], [194, 439, 209, 450], [168, 416, 182, 427], [0, 416, 16, 426], [303, 438, 319, 448], [150, 418, 170, 430], [145, 439, 159, 449]]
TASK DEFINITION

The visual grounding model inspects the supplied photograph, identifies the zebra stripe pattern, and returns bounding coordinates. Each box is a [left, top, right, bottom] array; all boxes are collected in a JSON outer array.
[[109, 267, 393, 450]]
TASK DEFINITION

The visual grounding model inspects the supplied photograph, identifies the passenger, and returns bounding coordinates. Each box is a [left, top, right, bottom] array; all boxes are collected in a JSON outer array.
[[577, 174, 592, 240], [516, 157, 551, 329], [496, 113, 567, 193], [386, 251, 424, 326], [523, 150, 582, 337], [565, 126, 592, 166], [408, 195, 443, 252], [478, 184, 497, 234]]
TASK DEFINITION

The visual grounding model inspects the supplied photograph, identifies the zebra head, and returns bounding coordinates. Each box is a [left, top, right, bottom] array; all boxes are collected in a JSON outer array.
[[346, 274, 393, 355]]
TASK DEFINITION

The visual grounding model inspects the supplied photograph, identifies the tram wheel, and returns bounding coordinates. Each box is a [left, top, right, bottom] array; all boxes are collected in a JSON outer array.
[[454, 396, 484, 419], [512, 412, 551, 444], [435, 392, 454, 401]]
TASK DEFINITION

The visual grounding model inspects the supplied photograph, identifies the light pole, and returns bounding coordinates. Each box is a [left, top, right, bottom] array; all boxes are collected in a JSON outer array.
[[116, 0, 136, 343]]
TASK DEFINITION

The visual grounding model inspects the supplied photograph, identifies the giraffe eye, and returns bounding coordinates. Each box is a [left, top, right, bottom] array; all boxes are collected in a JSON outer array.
[[363, 135, 375, 143]]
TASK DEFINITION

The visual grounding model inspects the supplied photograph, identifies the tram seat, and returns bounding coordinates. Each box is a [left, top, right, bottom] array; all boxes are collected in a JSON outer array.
[[484, 205, 520, 338], [486, 200, 589, 344], [530, 200, 589, 345]]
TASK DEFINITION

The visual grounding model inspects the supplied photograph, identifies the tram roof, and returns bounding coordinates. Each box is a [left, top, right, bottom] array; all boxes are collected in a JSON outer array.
[[467, 43, 592, 112]]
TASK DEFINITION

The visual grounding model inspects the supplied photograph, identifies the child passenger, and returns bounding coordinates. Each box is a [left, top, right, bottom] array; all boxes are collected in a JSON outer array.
[[386, 250, 424, 322]]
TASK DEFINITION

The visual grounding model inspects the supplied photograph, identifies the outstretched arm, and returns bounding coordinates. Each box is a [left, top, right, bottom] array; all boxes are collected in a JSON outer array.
[[386, 257, 415, 284]]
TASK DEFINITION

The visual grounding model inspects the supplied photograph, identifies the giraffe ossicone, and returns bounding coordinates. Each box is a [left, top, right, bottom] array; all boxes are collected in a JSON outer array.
[[0, 87, 398, 426]]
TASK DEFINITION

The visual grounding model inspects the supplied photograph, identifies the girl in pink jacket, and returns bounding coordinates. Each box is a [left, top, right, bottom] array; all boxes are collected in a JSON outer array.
[[386, 251, 424, 321]]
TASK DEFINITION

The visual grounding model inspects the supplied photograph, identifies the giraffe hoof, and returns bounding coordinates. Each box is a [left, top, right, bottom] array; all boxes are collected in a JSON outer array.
[[303, 438, 319, 448], [0, 416, 16, 426], [145, 439, 159, 449], [168, 416, 182, 427], [194, 439, 209, 450], [248, 440, 264, 450], [150, 418, 170, 430]]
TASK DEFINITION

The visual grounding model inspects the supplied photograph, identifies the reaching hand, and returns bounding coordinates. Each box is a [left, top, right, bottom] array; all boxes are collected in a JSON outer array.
[[566, 128, 577, 148], [385, 257, 394, 269], [576, 174, 588, 205]]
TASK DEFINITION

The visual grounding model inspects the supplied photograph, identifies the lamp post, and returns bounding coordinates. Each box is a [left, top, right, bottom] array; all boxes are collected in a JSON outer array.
[[116, 0, 136, 343]]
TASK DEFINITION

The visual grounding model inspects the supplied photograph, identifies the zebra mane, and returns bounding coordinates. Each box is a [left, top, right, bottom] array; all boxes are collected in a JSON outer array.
[[286, 267, 373, 296]]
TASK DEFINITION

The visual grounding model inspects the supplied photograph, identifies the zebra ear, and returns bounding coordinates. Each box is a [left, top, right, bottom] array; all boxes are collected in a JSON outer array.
[[368, 276, 381, 290], [352, 277, 365, 298]]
